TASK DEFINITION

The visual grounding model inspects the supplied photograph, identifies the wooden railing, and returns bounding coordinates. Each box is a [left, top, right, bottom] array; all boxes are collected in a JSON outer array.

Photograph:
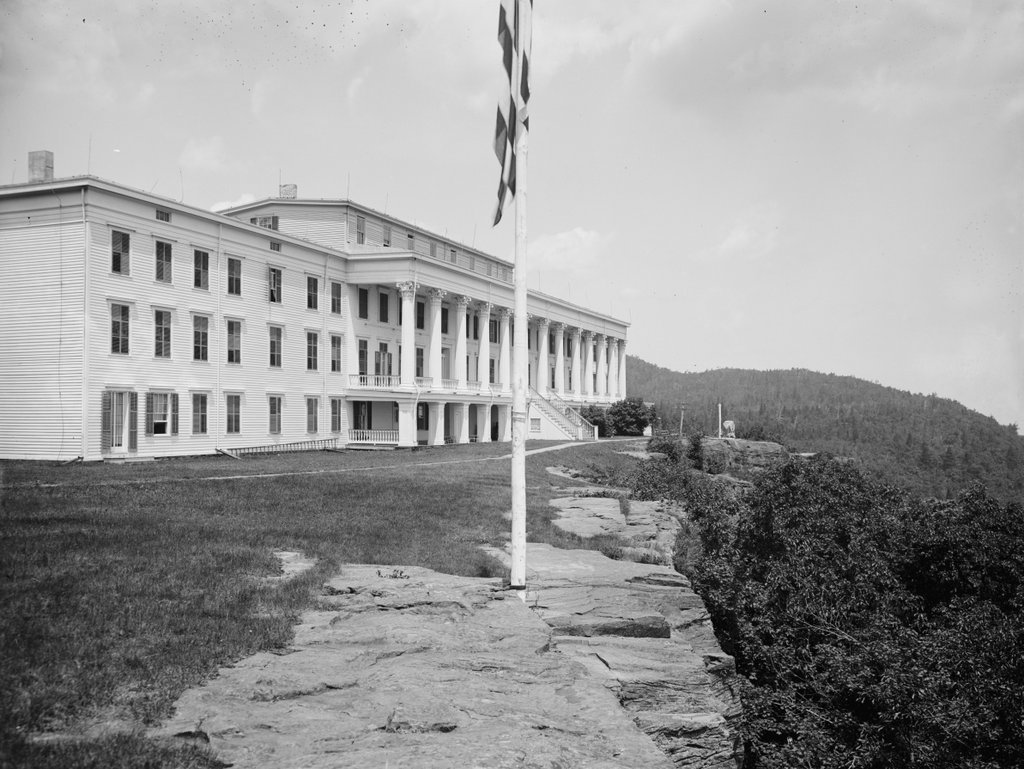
[[348, 429, 400, 444], [348, 374, 400, 389], [415, 377, 433, 388], [442, 378, 459, 390]]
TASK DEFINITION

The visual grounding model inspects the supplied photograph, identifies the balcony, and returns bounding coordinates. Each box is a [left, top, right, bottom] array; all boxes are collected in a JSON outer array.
[[348, 374, 400, 389]]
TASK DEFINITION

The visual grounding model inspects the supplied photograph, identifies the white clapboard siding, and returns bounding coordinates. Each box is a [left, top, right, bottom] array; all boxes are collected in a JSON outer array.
[[0, 221, 85, 459]]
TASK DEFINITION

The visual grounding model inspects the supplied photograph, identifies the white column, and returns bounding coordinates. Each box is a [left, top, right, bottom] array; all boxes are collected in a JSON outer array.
[[397, 401, 416, 447], [596, 334, 608, 399], [614, 342, 622, 403], [498, 308, 512, 393], [536, 318, 550, 393], [456, 402, 470, 444], [570, 327, 582, 400], [499, 404, 512, 442], [428, 288, 446, 387], [397, 281, 417, 387], [582, 331, 594, 397], [478, 403, 492, 443], [453, 295, 470, 390], [476, 303, 492, 388], [608, 337, 619, 399], [429, 402, 444, 445], [552, 322, 565, 396]]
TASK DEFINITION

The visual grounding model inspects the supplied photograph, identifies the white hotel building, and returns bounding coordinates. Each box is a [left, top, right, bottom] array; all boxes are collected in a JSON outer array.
[[0, 158, 628, 461]]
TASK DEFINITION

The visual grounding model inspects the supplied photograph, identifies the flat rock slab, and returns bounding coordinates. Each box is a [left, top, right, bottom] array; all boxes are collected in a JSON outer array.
[[156, 564, 674, 769]]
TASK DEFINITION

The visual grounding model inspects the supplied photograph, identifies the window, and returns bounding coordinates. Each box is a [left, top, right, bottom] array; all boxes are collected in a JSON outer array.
[[331, 282, 342, 314], [489, 318, 498, 344], [358, 339, 368, 375], [306, 397, 318, 433], [449, 247, 457, 263], [417, 403, 429, 431], [306, 331, 318, 370], [466, 311, 471, 338], [406, 232, 414, 250], [469, 256, 476, 271], [154, 309, 171, 358], [111, 231, 130, 274], [379, 292, 389, 323], [548, 331, 555, 352], [250, 215, 279, 230], [358, 288, 368, 318], [415, 347, 424, 378], [145, 392, 178, 436], [156, 209, 171, 222], [416, 301, 425, 330], [269, 396, 282, 434], [226, 394, 240, 434], [375, 343, 390, 376], [306, 276, 318, 310], [331, 335, 342, 372], [473, 315, 479, 340], [269, 241, 281, 252], [193, 316, 209, 361], [441, 348, 450, 379], [382, 224, 391, 247], [354, 401, 371, 430], [441, 307, 449, 334], [331, 398, 342, 432], [486, 262, 493, 277], [227, 258, 241, 296], [430, 241, 437, 258], [227, 320, 241, 364], [155, 241, 172, 282], [356, 215, 366, 244], [192, 393, 207, 434], [268, 267, 282, 303], [111, 304, 130, 354], [489, 358, 496, 384], [530, 417, 541, 433], [193, 250, 209, 289], [269, 326, 282, 367]]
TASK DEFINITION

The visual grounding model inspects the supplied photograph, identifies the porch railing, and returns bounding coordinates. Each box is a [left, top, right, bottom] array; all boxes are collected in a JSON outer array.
[[348, 429, 400, 444], [348, 374, 400, 389]]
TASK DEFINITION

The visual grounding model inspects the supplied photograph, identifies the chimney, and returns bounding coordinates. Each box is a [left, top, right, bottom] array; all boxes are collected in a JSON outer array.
[[29, 150, 54, 183], [279, 183, 297, 199]]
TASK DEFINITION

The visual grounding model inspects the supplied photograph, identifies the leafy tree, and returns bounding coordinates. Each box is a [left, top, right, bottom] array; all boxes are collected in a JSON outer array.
[[687, 429, 705, 470], [579, 405, 611, 437], [606, 398, 654, 436]]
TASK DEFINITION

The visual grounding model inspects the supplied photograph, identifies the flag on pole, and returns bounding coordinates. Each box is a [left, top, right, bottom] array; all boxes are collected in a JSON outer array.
[[494, 0, 532, 226]]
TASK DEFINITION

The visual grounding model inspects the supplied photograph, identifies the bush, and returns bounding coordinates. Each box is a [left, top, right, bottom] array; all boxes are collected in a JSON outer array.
[[687, 430, 705, 470], [646, 435, 681, 463], [606, 398, 655, 436], [579, 405, 611, 437]]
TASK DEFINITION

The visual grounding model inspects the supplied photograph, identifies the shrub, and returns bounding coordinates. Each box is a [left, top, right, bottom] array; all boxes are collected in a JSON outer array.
[[646, 435, 681, 463], [687, 430, 705, 470], [606, 398, 655, 436]]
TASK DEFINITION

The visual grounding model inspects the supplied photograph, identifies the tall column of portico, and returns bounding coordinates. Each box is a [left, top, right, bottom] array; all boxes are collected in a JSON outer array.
[[498, 308, 512, 393], [478, 404, 491, 443], [397, 281, 417, 387], [618, 340, 627, 399], [552, 323, 565, 396], [456, 402, 470, 443], [453, 295, 470, 390], [427, 289, 446, 387], [536, 318, 550, 393], [608, 337, 620, 399], [570, 327, 582, 400], [596, 334, 609, 398], [582, 331, 594, 397], [476, 303, 492, 387], [428, 402, 444, 445]]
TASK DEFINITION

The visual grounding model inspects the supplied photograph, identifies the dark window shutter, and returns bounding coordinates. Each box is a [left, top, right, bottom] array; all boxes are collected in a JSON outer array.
[[128, 393, 138, 451], [101, 392, 112, 452], [171, 393, 179, 435], [145, 393, 154, 436], [272, 215, 279, 230]]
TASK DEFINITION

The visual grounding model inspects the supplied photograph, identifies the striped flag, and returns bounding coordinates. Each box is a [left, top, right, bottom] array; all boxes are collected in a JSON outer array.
[[494, 0, 532, 226]]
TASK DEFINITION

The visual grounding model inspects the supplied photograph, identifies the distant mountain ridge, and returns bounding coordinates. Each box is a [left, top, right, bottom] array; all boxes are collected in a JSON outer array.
[[626, 356, 1024, 502]]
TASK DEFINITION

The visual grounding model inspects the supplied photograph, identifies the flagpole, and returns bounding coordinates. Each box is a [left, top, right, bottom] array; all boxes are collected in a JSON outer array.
[[509, 9, 529, 594]]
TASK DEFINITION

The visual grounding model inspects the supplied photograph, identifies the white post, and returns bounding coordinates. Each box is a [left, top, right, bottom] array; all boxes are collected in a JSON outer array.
[[397, 281, 417, 387], [718, 403, 722, 438]]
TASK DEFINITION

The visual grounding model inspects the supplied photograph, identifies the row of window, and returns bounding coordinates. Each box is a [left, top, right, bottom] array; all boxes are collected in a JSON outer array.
[[111, 231, 343, 311]]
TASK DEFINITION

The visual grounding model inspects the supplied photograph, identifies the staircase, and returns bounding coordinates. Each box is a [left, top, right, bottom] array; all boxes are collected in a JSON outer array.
[[530, 387, 598, 441]]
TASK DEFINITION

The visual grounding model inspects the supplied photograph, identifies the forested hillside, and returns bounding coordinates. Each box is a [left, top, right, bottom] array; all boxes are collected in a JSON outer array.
[[627, 356, 1024, 502]]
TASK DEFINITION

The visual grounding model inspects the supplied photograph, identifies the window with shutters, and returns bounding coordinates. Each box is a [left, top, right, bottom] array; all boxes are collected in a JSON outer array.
[[379, 292, 389, 323], [306, 397, 318, 433], [111, 231, 130, 274], [154, 309, 171, 358], [331, 335, 342, 373], [358, 339, 368, 376], [449, 247, 457, 263], [193, 315, 209, 361], [430, 241, 437, 258], [490, 359, 496, 384], [269, 395, 282, 434], [269, 325, 282, 367], [331, 398, 343, 432], [155, 241, 172, 282], [227, 319, 241, 364], [145, 392, 178, 436], [489, 318, 498, 344], [111, 304, 130, 354], [415, 347, 424, 378], [226, 394, 241, 434], [331, 282, 342, 314], [406, 232, 414, 250], [156, 209, 171, 222], [251, 215, 278, 230], [441, 307, 449, 334], [358, 287, 369, 319], [269, 241, 281, 252], [307, 276, 318, 310], [382, 224, 391, 247], [227, 258, 242, 295], [192, 393, 207, 434], [416, 301, 425, 330], [101, 390, 137, 452], [356, 215, 366, 244], [306, 331, 318, 371], [268, 267, 282, 303], [193, 250, 209, 289]]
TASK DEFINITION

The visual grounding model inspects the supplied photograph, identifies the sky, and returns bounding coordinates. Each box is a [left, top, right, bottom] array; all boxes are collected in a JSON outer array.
[[1, 0, 1021, 430]]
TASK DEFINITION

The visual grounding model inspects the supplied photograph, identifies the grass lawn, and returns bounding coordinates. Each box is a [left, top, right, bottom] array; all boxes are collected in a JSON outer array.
[[0, 440, 646, 767]]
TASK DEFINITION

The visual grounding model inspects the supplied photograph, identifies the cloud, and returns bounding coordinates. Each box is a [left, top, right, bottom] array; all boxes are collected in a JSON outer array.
[[346, 66, 370, 106], [178, 137, 226, 173], [528, 227, 607, 272], [696, 203, 781, 262], [211, 192, 256, 212]]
